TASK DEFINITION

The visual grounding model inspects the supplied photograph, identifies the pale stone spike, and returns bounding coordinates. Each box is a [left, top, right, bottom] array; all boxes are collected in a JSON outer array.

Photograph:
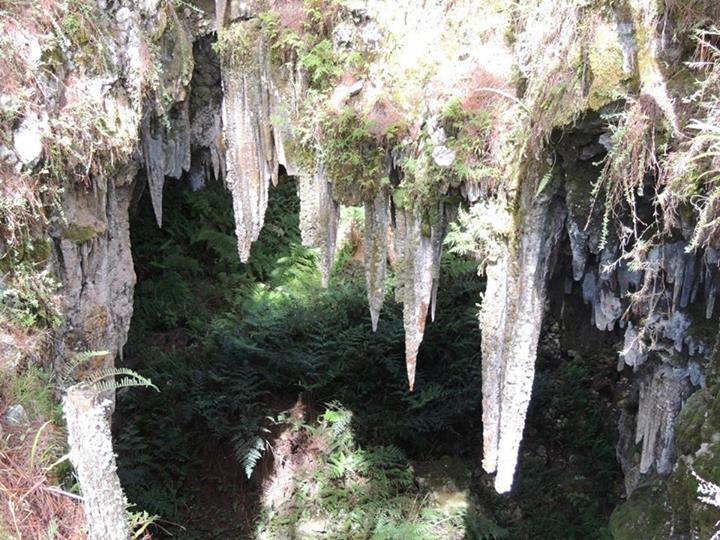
[[221, 22, 279, 263], [297, 161, 339, 287], [140, 112, 165, 228], [479, 189, 566, 494], [297, 172, 320, 248], [394, 205, 448, 391], [479, 245, 508, 475], [315, 161, 340, 288], [364, 189, 390, 331], [429, 211, 445, 322]]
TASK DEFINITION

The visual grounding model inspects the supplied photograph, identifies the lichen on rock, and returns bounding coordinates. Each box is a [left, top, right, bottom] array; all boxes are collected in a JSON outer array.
[[297, 160, 340, 287], [219, 19, 281, 262], [364, 188, 390, 331]]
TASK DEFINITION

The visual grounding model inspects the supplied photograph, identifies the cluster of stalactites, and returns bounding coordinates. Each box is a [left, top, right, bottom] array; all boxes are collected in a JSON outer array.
[[141, 103, 192, 227], [297, 169, 451, 389], [393, 203, 449, 390], [220, 30, 281, 262], [479, 188, 567, 493]]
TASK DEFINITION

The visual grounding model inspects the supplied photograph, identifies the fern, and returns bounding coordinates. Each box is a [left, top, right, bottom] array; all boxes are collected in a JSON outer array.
[[233, 433, 270, 479], [84, 367, 158, 392], [61, 349, 108, 385], [61, 350, 157, 393]]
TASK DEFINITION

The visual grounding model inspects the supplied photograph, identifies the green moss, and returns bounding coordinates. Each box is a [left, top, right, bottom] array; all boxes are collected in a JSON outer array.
[[63, 224, 98, 243], [587, 23, 635, 110], [676, 389, 710, 455], [700, 386, 720, 443], [319, 106, 389, 204], [608, 486, 673, 540]]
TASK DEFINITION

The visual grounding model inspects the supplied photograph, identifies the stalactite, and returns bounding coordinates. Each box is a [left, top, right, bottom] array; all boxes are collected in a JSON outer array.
[[297, 161, 340, 287], [393, 203, 448, 390], [636, 363, 691, 474], [364, 189, 389, 331], [141, 111, 165, 227], [480, 189, 566, 493], [140, 103, 192, 228], [220, 22, 279, 263]]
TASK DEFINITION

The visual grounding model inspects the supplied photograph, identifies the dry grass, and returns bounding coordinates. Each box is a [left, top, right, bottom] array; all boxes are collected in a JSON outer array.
[[0, 414, 86, 540], [592, 94, 662, 249], [658, 28, 720, 250]]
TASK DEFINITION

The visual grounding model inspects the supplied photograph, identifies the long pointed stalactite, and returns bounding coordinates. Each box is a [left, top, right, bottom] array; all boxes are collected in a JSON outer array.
[[393, 203, 449, 390], [480, 185, 567, 493], [364, 189, 390, 331]]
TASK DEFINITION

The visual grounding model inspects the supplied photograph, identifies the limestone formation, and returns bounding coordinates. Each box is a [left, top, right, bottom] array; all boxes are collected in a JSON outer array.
[[635, 364, 691, 475], [63, 386, 130, 540], [393, 204, 449, 391], [364, 189, 390, 330], [480, 186, 567, 493], [297, 162, 341, 287]]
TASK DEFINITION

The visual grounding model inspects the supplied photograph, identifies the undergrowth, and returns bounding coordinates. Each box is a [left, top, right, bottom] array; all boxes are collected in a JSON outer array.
[[116, 175, 621, 539]]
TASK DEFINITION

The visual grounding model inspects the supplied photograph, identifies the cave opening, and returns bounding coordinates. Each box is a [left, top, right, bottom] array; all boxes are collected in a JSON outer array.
[[108, 27, 627, 540], [113, 172, 626, 538]]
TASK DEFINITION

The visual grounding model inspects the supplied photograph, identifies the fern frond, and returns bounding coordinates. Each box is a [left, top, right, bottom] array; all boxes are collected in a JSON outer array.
[[94, 375, 159, 393], [233, 434, 269, 478], [61, 350, 109, 383], [83, 367, 158, 392]]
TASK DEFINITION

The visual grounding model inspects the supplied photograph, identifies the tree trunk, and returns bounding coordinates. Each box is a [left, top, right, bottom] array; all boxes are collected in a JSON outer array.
[[63, 385, 130, 540]]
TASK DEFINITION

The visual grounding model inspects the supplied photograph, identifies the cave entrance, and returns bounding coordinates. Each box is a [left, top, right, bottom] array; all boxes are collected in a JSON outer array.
[[115, 170, 489, 538], [111, 35, 623, 540], [114, 166, 625, 538]]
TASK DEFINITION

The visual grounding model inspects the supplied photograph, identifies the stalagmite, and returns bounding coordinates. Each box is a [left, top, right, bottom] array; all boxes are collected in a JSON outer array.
[[297, 161, 340, 287], [220, 21, 279, 262], [480, 189, 566, 493], [364, 189, 389, 330], [394, 204, 448, 390], [63, 386, 130, 540]]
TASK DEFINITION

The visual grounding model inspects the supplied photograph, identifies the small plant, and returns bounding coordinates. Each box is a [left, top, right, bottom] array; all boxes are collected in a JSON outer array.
[[61, 350, 158, 393], [319, 106, 389, 202]]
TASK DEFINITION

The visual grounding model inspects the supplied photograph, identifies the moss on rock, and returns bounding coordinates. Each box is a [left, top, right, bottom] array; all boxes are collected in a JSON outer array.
[[587, 23, 635, 110], [609, 485, 673, 540]]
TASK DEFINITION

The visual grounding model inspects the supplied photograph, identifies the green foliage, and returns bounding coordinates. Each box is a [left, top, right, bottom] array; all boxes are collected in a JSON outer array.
[[320, 106, 389, 203], [256, 402, 475, 539], [299, 39, 342, 90], [213, 22, 256, 68], [10, 364, 59, 423], [61, 349, 157, 393], [0, 263, 61, 329], [439, 98, 500, 189], [117, 174, 620, 539]]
